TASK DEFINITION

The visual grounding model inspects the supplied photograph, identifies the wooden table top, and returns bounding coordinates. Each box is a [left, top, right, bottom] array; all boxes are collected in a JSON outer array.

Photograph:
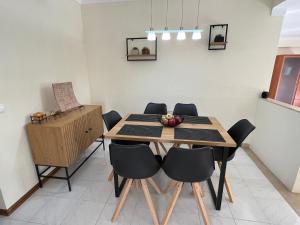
[[104, 114, 236, 148]]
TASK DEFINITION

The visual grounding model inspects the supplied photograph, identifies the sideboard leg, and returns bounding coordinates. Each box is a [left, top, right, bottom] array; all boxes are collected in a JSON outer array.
[[65, 167, 72, 192], [35, 165, 43, 188], [102, 135, 105, 151]]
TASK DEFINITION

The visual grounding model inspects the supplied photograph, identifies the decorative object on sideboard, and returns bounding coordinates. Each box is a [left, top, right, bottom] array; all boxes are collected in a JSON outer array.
[[208, 24, 228, 50], [145, 0, 203, 41], [52, 82, 81, 112], [30, 112, 47, 124], [126, 37, 157, 61]]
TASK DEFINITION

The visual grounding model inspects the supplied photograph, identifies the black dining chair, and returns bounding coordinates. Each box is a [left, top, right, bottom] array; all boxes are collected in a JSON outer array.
[[144, 102, 168, 115], [109, 144, 162, 225], [173, 103, 198, 117], [161, 147, 214, 225], [102, 110, 150, 181], [173, 103, 198, 149], [144, 102, 168, 155], [193, 119, 256, 203]]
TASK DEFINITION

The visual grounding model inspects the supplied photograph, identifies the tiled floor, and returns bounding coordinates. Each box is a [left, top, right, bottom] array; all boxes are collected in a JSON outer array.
[[244, 147, 300, 217], [1, 142, 300, 225]]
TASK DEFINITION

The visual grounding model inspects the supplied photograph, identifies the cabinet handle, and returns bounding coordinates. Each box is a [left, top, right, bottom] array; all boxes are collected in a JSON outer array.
[[88, 128, 92, 131], [85, 130, 89, 133]]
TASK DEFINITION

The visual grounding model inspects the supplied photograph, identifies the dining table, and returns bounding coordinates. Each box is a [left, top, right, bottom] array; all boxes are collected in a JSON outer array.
[[104, 113, 237, 210]]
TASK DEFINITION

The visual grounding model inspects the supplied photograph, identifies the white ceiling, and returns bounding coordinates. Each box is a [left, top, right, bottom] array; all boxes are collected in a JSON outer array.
[[273, 0, 300, 47]]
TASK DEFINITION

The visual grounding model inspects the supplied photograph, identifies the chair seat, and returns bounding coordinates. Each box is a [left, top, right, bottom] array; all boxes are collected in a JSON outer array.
[[112, 140, 150, 146], [193, 145, 235, 162]]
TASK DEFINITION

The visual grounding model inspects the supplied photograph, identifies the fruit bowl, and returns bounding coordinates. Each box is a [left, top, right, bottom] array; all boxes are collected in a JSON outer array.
[[160, 114, 184, 127]]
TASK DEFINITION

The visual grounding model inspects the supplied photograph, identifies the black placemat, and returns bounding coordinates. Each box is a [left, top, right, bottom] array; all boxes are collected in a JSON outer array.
[[126, 114, 161, 122], [182, 116, 212, 125], [174, 128, 225, 142], [117, 125, 163, 137]]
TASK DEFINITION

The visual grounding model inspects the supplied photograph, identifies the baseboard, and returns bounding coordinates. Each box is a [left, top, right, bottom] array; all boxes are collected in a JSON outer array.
[[0, 168, 60, 217], [241, 143, 250, 148]]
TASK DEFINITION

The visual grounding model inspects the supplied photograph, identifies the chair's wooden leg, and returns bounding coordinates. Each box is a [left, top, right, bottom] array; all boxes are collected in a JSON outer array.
[[154, 142, 161, 155], [199, 183, 204, 197], [192, 183, 210, 225], [224, 176, 234, 203], [111, 179, 133, 223], [147, 177, 161, 194], [162, 182, 183, 225], [218, 162, 234, 203], [108, 169, 114, 182], [172, 143, 181, 148], [133, 180, 138, 189], [141, 179, 160, 225], [159, 142, 168, 154], [163, 180, 177, 193]]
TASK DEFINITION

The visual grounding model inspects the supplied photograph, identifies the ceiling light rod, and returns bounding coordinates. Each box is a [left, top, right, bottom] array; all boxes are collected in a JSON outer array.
[[147, 0, 156, 41], [146, 29, 203, 34]]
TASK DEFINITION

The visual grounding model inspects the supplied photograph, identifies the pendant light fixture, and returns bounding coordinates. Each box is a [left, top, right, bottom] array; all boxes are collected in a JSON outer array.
[[192, 0, 202, 40], [145, 0, 203, 41], [162, 0, 171, 40], [177, 0, 186, 40], [147, 0, 156, 41]]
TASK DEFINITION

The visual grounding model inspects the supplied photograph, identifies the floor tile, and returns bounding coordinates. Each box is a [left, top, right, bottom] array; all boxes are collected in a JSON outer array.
[[61, 200, 105, 225], [95, 203, 134, 225], [246, 178, 283, 200], [35, 179, 87, 201], [10, 195, 50, 222], [256, 198, 300, 225], [0, 219, 40, 225], [29, 197, 77, 225], [228, 196, 269, 223], [203, 217, 236, 225], [235, 220, 269, 225], [79, 181, 113, 204]]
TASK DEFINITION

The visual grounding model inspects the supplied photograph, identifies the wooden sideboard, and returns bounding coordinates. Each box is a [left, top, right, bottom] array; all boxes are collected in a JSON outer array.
[[26, 105, 104, 191]]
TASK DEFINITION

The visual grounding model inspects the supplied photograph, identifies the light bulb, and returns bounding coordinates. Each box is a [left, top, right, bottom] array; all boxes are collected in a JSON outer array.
[[177, 30, 186, 40], [192, 31, 202, 40], [147, 32, 156, 41], [162, 28, 171, 41]]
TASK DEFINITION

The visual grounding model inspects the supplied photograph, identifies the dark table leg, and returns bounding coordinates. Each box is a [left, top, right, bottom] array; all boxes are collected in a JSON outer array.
[[207, 147, 229, 210], [113, 171, 127, 197]]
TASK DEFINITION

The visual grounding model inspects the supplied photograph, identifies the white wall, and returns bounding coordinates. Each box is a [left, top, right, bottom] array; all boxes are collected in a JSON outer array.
[[0, 0, 91, 208], [0, 190, 5, 209], [82, 0, 282, 129], [251, 99, 300, 193]]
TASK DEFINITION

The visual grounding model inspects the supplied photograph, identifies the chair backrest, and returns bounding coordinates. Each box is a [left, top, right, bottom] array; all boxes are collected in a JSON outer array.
[[109, 144, 161, 179], [228, 119, 256, 155], [144, 102, 167, 115], [102, 110, 122, 131], [173, 103, 198, 116], [163, 147, 214, 182]]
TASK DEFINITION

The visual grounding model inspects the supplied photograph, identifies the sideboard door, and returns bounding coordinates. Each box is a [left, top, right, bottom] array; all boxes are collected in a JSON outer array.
[[86, 107, 103, 145], [63, 114, 88, 165]]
